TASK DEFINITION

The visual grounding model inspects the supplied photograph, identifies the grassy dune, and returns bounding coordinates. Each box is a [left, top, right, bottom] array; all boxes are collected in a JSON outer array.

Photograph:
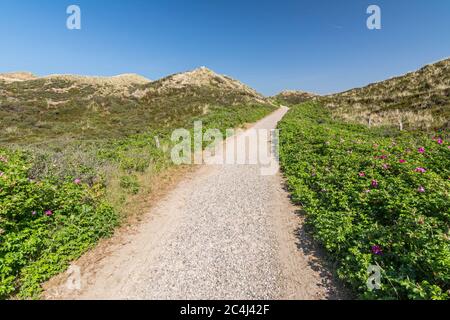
[[320, 58, 450, 130]]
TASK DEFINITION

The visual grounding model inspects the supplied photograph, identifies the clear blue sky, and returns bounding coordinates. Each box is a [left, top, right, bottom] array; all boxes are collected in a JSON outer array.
[[0, 0, 449, 95]]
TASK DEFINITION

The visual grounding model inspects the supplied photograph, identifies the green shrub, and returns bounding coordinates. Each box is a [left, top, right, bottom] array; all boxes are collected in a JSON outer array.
[[278, 102, 450, 300], [0, 148, 118, 299]]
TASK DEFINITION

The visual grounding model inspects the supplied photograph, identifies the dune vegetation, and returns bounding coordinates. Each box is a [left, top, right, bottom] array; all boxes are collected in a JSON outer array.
[[278, 102, 449, 299], [320, 58, 450, 130]]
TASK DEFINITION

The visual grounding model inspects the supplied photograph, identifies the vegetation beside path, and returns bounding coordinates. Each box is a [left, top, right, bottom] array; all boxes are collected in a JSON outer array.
[[0, 99, 275, 299], [278, 102, 449, 300]]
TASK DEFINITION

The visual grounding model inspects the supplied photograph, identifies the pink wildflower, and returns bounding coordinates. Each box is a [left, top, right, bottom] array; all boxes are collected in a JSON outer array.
[[371, 245, 383, 255], [399, 159, 406, 164], [371, 180, 379, 188], [418, 147, 425, 154], [415, 167, 427, 173], [359, 172, 366, 177], [74, 178, 81, 184], [45, 210, 53, 217], [418, 186, 425, 193]]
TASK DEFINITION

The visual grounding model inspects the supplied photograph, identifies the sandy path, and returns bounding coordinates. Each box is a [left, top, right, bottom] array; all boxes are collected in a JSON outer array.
[[45, 107, 344, 300]]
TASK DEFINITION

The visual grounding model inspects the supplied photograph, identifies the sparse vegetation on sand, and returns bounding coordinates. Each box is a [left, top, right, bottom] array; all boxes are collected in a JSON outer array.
[[320, 58, 450, 130], [271, 90, 318, 106]]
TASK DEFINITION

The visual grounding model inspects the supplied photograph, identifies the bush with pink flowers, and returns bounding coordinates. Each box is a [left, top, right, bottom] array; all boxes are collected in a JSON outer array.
[[0, 149, 117, 298], [279, 102, 450, 300]]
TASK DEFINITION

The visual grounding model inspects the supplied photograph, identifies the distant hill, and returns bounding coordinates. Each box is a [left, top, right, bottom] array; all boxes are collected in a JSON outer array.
[[0, 67, 271, 145], [0, 72, 38, 82], [320, 58, 450, 130], [272, 90, 318, 106], [139, 67, 268, 125], [43, 73, 151, 88]]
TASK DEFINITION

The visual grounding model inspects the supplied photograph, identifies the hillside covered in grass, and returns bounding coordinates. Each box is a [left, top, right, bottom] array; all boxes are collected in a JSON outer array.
[[0, 68, 275, 298], [278, 102, 449, 299], [321, 58, 450, 130], [271, 90, 318, 106], [0, 67, 270, 145]]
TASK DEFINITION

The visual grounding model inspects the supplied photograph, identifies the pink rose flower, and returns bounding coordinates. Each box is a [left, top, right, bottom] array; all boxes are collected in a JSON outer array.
[[371, 245, 383, 255]]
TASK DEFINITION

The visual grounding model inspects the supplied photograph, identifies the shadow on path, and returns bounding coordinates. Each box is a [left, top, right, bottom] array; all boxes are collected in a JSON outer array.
[[281, 183, 353, 300]]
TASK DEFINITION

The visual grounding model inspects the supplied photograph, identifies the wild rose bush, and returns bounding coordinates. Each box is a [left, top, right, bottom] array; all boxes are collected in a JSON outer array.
[[0, 148, 117, 298], [278, 102, 450, 300]]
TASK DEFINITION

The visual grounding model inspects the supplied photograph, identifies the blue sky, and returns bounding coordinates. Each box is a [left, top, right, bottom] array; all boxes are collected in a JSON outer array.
[[0, 0, 449, 95]]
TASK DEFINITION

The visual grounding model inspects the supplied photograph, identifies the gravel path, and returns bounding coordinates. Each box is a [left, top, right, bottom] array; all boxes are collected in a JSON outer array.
[[45, 107, 344, 300]]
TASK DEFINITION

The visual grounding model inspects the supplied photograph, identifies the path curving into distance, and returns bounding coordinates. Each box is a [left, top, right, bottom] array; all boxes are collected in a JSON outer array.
[[45, 107, 345, 300]]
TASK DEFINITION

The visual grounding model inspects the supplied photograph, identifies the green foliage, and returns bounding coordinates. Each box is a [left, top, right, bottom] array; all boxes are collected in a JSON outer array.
[[271, 91, 317, 106], [197, 104, 275, 132], [0, 148, 117, 299], [278, 102, 450, 300], [119, 175, 140, 195]]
